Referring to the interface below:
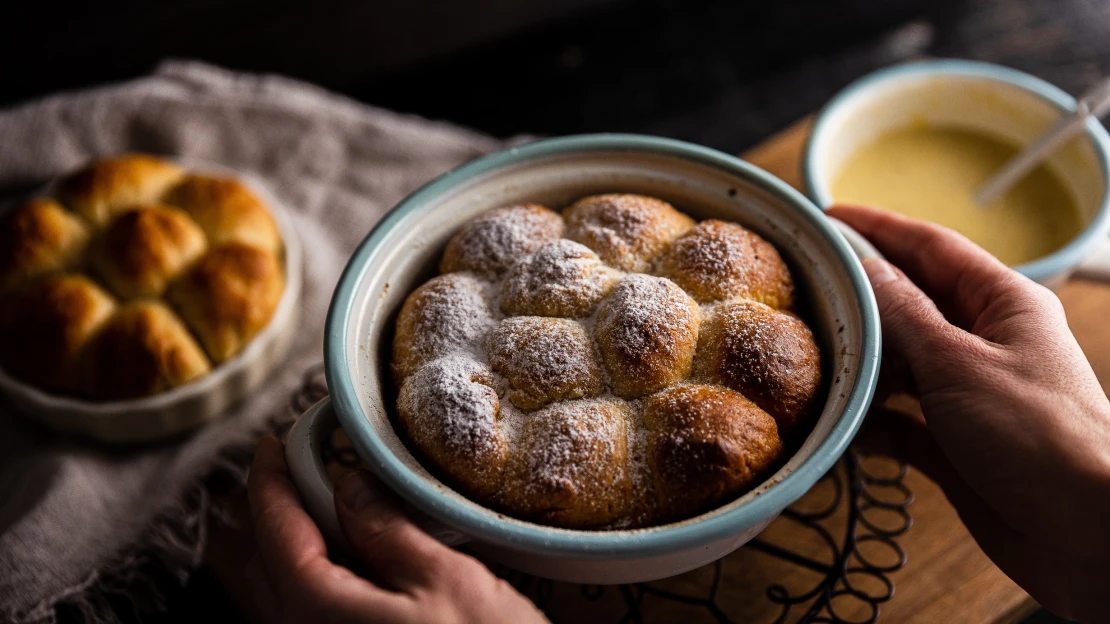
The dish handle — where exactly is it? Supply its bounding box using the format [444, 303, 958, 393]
[1074, 237, 1110, 282]
[827, 217, 883, 261]
[285, 397, 471, 549]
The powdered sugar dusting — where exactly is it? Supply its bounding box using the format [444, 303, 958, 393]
[441, 204, 564, 276]
[501, 239, 622, 318]
[498, 398, 635, 527]
[394, 272, 496, 380]
[594, 274, 701, 398]
[597, 275, 697, 358]
[401, 356, 500, 452]
[520, 399, 624, 490]
[486, 316, 604, 410]
[564, 194, 693, 272]
[497, 401, 527, 445]
[397, 355, 508, 497]
[572, 197, 654, 250]
[655, 220, 794, 307]
[670, 223, 749, 281]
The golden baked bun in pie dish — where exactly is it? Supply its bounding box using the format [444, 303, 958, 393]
[392, 194, 824, 529]
[57, 154, 185, 228]
[0, 154, 302, 443]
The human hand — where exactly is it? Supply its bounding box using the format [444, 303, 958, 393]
[246, 436, 549, 624]
[829, 206, 1110, 621]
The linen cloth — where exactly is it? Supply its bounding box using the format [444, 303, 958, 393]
[0, 60, 510, 623]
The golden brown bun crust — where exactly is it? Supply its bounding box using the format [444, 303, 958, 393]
[564, 194, 694, 272]
[0, 274, 115, 392]
[168, 243, 285, 363]
[654, 219, 794, 308]
[500, 239, 622, 318]
[440, 204, 564, 277]
[644, 384, 783, 521]
[392, 272, 495, 382]
[57, 154, 184, 228]
[0, 198, 90, 292]
[90, 204, 207, 300]
[486, 316, 604, 410]
[163, 175, 282, 255]
[595, 274, 701, 398]
[694, 300, 822, 437]
[80, 301, 211, 400]
[397, 356, 508, 499]
[500, 399, 633, 528]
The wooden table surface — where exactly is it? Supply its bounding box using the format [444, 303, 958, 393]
[743, 117, 1110, 623]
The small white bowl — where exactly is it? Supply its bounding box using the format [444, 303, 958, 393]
[804, 59, 1110, 288]
[0, 165, 303, 444]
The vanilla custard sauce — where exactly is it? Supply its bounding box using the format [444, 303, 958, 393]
[832, 127, 1083, 265]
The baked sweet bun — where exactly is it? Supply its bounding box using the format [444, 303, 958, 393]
[80, 302, 211, 400]
[654, 219, 795, 308]
[644, 385, 783, 521]
[595, 274, 701, 399]
[486, 316, 604, 410]
[392, 272, 496, 381]
[163, 175, 282, 255]
[0, 154, 286, 401]
[392, 193, 824, 529]
[57, 154, 185, 227]
[397, 355, 508, 499]
[694, 300, 822, 437]
[500, 399, 634, 528]
[90, 204, 208, 299]
[564, 194, 694, 272]
[168, 243, 285, 363]
[0, 198, 90, 292]
[440, 204, 564, 277]
[0, 274, 115, 393]
[500, 239, 622, 318]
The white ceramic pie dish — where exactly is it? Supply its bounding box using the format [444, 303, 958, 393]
[0, 162, 303, 444]
[285, 134, 882, 584]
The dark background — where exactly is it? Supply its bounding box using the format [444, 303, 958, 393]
[4, 0, 1109, 156]
[6, 0, 1100, 621]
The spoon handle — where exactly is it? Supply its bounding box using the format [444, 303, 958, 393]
[976, 77, 1110, 206]
[975, 112, 1088, 205]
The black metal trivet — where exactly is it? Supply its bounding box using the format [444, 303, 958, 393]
[292, 363, 913, 624]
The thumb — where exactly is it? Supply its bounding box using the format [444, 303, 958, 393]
[334, 470, 453, 590]
[862, 257, 963, 376]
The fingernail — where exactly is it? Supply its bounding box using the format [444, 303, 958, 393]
[862, 258, 898, 286]
[257, 435, 281, 453]
[337, 471, 380, 512]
